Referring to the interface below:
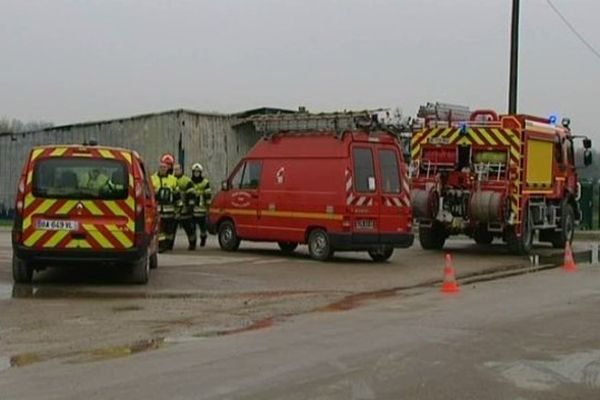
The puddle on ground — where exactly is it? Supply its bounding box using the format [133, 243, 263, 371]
[0, 357, 10, 373]
[318, 289, 398, 312]
[71, 338, 165, 364]
[0, 283, 13, 300]
[486, 349, 600, 391]
[164, 335, 207, 344]
[10, 353, 42, 368]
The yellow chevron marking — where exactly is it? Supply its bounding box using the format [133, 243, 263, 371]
[24, 193, 35, 208]
[478, 129, 497, 146]
[104, 201, 127, 217]
[65, 239, 78, 249]
[457, 136, 472, 146]
[424, 128, 441, 143]
[31, 148, 44, 161]
[120, 152, 132, 164]
[81, 201, 103, 216]
[106, 225, 133, 248]
[510, 147, 521, 161]
[50, 148, 67, 157]
[83, 225, 113, 248]
[447, 130, 461, 144]
[125, 197, 135, 212]
[27, 171, 33, 185]
[24, 200, 56, 230]
[467, 129, 485, 145]
[128, 175, 134, 188]
[410, 132, 425, 147]
[491, 129, 511, 146]
[56, 200, 78, 215]
[99, 149, 115, 159]
[507, 129, 521, 146]
[411, 146, 421, 159]
[79, 240, 92, 249]
[43, 231, 69, 248]
[23, 230, 45, 247]
[439, 128, 453, 138]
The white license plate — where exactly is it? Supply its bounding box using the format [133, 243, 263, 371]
[36, 219, 79, 231]
[355, 219, 375, 230]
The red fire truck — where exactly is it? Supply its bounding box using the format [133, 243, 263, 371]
[410, 108, 592, 254]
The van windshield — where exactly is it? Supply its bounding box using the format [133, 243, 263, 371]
[32, 157, 128, 200]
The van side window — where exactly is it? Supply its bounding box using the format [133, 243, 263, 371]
[353, 148, 376, 192]
[379, 150, 401, 194]
[240, 161, 262, 189]
[230, 163, 245, 189]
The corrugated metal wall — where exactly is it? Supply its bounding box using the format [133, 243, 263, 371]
[0, 110, 260, 211]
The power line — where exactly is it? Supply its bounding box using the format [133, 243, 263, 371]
[546, 0, 600, 62]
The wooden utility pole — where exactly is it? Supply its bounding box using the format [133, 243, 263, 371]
[508, 0, 520, 114]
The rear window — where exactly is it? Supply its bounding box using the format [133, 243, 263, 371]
[353, 148, 376, 192]
[379, 149, 401, 194]
[32, 157, 129, 200]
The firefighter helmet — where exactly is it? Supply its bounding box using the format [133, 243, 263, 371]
[160, 153, 175, 166]
[192, 163, 203, 172]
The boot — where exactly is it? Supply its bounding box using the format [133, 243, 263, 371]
[188, 241, 196, 251]
[200, 235, 207, 247]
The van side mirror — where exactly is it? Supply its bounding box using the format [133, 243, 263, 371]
[584, 149, 593, 166]
[583, 138, 592, 149]
[221, 180, 229, 191]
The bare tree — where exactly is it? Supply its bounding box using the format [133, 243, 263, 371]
[0, 117, 53, 133]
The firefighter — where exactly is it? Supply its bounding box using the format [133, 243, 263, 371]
[80, 168, 108, 195]
[161, 153, 175, 176]
[172, 164, 196, 250]
[189, 163, 211, 248]
[152, 160, 178, 252]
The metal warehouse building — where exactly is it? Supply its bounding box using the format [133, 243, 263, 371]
[0, 108, 294, 214]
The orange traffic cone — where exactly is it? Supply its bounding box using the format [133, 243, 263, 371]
[441, 253, 460, 293]
[562, 242, 577, 272]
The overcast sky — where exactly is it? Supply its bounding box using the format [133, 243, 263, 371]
[1, 0, 599, 140]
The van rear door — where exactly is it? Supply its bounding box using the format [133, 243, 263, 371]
[350, 146, 380, 241]
[376, 147, 412, 238]
[22, 154, 135, 251]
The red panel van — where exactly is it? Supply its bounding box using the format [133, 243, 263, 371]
[208, 130, 414, 261]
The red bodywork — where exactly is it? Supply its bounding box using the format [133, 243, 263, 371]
[209, 130, 414, 253]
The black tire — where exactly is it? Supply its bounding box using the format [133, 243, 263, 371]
[129, 252, 149, 284]
[368, 247, 394, 262]
[12, 255, 33, 284]
[473, 224, 494, 245]
[149, 252, 158, 270]
[278, 242, 298, 254]
[508, 210, 533, 255]
[218, 220, 240, 251]
[419, 222, 446, 250]
[307, 229, 333, 261]
[551, 203, 575, 249]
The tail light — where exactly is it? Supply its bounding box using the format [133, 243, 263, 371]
[15, 175, 26, 215]
[13, 175, 26, 244]
[134, 181, 146, 247]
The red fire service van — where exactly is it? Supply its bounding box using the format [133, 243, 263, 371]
[208, 113, 414, 261]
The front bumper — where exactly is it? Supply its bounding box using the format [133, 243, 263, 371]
[329, 233, 414, 251]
